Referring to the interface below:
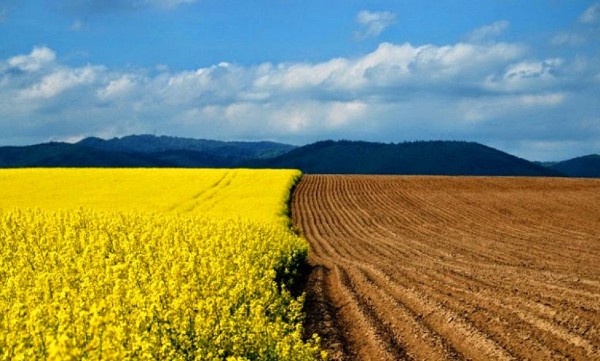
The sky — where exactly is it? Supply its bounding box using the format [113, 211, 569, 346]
[0, 1, 599, 161]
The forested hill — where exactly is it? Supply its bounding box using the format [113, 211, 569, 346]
[0, 143, 159, 167]
[2, 136, 597, 177]
[78, 134, 295, 160]
[246, 140, 565, 176]
[0, 135, 295, 168]
[547, 154, 600, 178]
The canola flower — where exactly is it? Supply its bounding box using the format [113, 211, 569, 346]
[0, 169, 324, 360]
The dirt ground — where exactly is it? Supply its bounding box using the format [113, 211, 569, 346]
[292, 175, 600, 360]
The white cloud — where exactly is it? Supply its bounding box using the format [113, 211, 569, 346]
[579, 2, 600, 23]
[1, 41, 598, 160]
[458, 92, 565, 125]
[153, 62, 245, 105]
[262, 58, 351, 90]
[8, 47, 56, 72]
[253, 42, 524, 96]
[19, 66, 99, 99]
[355, 10, 397, 38]
[504, 60, 557, 79]
[468, 20, 510, 42]
[326, 101, 368, 128]
[411, 42, 523, 80]
[97, 75, 137, 101]
[484, 58, 564, 92]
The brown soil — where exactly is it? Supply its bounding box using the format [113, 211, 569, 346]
[292, 175, 600, 361]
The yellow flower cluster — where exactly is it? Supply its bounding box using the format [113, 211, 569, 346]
[0, 169, 323, 360]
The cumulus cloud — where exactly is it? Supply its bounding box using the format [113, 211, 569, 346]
[579, 2, 600, 23]
[467, 20, 509, 42]
[19, 67, 98, 99]
[8, 47, 56, 72]
[484, 58, 564, 92]
[355, 10, 397, 39]
[254, 42, 524, 96]
[1, 39, 598, 160]
[97, 75, 137, 101]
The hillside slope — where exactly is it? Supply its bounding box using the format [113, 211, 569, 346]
[0, 143, 160, 167]
[0, 135, 296, 168]
[249, 140, 564, 176]
[78, 134, 295, 160]
[549, 154, 600, 178]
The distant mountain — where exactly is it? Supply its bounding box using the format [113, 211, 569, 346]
[0, 135, 296, 168]
[548, 154, 600, 178]
[0, 142, 160, 167]
[2, 137, 596, 177]
[78, 134, 295, 160]
[144, 150, 237, 168]
[246, 140, 565, 176]
[533, 161, 558, 168]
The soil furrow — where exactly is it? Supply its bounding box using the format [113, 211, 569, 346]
[293, 175, 600, 361]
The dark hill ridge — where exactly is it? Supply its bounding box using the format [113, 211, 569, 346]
[0, 136, 596, 177]
[78, 134, 295, 160]
[0, 142, 159, 167]
[246, 140, 564, 176]
[548, 154, 600, 178]
[0, 135, 294, 168]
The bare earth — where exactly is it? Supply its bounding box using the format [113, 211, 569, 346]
[291, 175, 600, 360]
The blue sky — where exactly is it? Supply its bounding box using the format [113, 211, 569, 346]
[1, 0, 599, 160]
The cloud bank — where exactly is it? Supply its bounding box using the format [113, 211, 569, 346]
[1, 24, 599, 160]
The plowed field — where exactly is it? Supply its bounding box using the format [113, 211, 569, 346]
[292, 175, 600, 360]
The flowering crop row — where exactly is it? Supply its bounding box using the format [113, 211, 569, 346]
[0, 169, 323, 360]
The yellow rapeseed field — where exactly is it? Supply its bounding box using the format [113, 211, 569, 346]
[0, 168, 297, 224]
[0, 169, 323, 360]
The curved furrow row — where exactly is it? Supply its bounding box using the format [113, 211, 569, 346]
[424, 264, 600, 329]
[333, 265, 411, 361]
[383, 262, 595, 359]
[350, 176, 596, 288]
[384, 186, 596, 273]
[377, 264, 555, 359]
[292, 179, 334, 259]
[345, 264, 465, 360]
[304, 178, 350, 257]
[293, 175, 600, 361]
[318, 181, 396, 266]
[354, 263, 519, 361]
[362, 187, 534, 266]
[301, 264, 349, 361]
